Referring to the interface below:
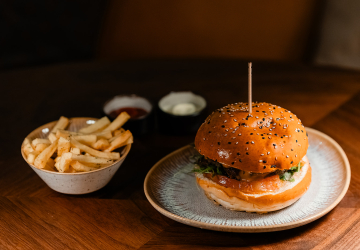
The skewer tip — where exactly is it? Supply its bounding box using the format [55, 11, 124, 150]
[248, 62, 252, 114]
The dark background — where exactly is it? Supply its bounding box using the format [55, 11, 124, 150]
[0, 0, 107, 69]
[1, 0, 328, 70]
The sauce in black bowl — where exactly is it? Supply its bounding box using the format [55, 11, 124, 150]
[109, 107, 148, 120]
[103, 95, 154, 136]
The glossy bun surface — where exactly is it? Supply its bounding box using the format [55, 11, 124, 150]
[195, 102, 308, 173]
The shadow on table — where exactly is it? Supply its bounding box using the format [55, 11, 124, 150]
[140, 211, 331, 249]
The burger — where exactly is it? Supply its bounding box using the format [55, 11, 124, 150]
[193, 102, 311, 213]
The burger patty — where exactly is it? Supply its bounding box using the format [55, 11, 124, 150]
[194, 155, 302, 182]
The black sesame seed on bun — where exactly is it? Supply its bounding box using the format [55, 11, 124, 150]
[194, 102, 309, 173]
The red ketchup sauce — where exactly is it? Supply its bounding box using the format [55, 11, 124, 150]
[110, 107, 148, 120]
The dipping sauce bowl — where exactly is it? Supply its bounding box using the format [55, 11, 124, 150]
[157, 91, 207, 135]
[103, 95, 154, 136]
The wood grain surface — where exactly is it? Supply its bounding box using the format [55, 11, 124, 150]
[1, 60, 360, 249]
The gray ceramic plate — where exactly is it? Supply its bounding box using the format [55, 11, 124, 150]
[144, 127, 351, 233]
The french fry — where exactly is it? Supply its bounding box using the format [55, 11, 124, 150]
[43, 164, 55, 171]
[56, 129, 76, 138]
[79, 117, 110, 134]
[113, 128, 125, 137]
[43, 158, 56, 171]
[34, 139, 58, 169]
[93, 130, 113, 140]
[56, 130, 95, 145]
[91, 139, 110, 150]
[105, 130, 132, 152]
[102, 112, 130, 132]
[56, 129, 112, 140]
[57, 152, 72, 172]
[70, 138, 120, 160]
[118, 136, 133, 148]
[73, 135, 96, 145]
[50, 116, 69, 134]
[67, 166, 77, 173]
[80, 162, 102, 168]
[32, 138, 51, 147]
[54, 156, 61, 162]
[47, 158, 55, 167]
[48, 133, 57, 143]
[71, 154, 113, 165]
[109, 128, 126, 143]
[110, 136, 133, 151]
[70, 161, 101, 172]
[85, 152, 91, 156]
[70, 147, 81, 154]
[54, 161, 60, 170]
[22, 138, 34, 156]
[58, 137, 71, 156]
[35, 143, 49, 153]
[27, 151, 40, 164]
[54, 160, 75, 173]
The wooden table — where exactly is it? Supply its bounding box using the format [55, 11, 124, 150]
[1, 60, 360, 249]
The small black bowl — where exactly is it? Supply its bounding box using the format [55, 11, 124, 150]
[103, 95, 154, 136]
[157, 91, 207, 135]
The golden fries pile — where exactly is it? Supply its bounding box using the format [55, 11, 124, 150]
[22, 112, 132, 173]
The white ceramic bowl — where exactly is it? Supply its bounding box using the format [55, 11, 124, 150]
[21, 117, 131, 195]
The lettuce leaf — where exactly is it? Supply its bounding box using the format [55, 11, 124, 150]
[279, 162, 302, 182]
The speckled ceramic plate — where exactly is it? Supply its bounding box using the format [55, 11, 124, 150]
[144, 127, 350, 233]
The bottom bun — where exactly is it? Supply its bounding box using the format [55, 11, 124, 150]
[196, 156, 312, 213]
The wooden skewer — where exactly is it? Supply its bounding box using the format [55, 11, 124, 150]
[248, 62, 252, 114]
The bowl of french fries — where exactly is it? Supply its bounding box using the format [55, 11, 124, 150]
[21, 113, 133, 194]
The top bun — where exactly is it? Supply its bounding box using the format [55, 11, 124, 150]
[194, 102, 308, 173]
